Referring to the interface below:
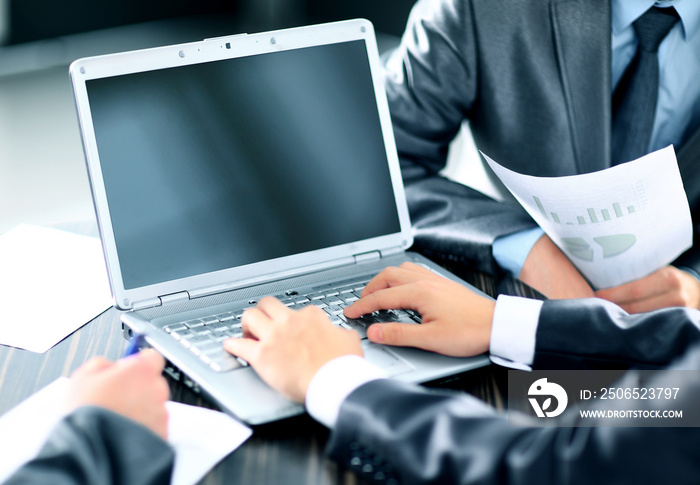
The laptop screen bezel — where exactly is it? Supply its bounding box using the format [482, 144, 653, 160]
[70, 19, 413, 310]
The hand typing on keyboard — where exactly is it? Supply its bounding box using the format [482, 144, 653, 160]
[224, 262, 497, 404]
[344, 262, 495, 357]
[224, 298, 363, 402]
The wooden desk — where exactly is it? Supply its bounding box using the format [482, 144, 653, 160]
[0, 260, 517, 484]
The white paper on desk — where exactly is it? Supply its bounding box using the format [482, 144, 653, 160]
[0, 224, 112, 353]
[0, 377, 252, 484]
[167, 401, 252, 485]
[483, 146, 693, 289]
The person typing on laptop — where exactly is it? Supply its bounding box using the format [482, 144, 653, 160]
[7, 262, 699, 485]
[224, 262, 700, 484]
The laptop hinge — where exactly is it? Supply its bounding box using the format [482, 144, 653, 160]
[354, 250, 381, 264]
[158, 291, 191, 306]
[381, 245, 407, 257]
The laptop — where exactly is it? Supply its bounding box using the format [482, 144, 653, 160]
[69, 19, 490, 424]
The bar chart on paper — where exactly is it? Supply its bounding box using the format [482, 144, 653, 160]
[482, 145, 692, 289]
[533, 196, 638, 225]
[531, 194, 642, 262]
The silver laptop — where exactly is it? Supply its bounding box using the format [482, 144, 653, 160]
[69, 19, 489, 424]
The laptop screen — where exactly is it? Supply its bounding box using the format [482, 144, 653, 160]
[86, 40, 401, 290]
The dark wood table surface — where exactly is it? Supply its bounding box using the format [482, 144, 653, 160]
[0, 242, 517, 485]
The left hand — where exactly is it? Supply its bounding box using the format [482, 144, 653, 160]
[519, 234, 595, 299]
[595, 266, 700, 314]
[65, 350, 170, 440]
[223, 297, 363, 403]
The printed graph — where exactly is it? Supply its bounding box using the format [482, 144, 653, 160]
[560, 235, 637, 262]
[534, 196, 637, 225]
[530, 195, 642, 261]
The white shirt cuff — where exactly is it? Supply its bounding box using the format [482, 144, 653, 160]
[305, 355, 387, 429]
[489, 295, 543, 370]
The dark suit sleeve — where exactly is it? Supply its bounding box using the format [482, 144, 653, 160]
[328, 350, 700, 485]
[673, 126, 700, 275]
[3, 406, 174, 485]
[533, 298, 700, 370]
[384, 0, 536, 275]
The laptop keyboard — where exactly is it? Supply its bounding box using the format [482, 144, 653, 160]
[162, 279, 422, 373]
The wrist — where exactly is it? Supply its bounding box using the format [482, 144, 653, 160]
[305, 355, 386, 429]
[489, 295, 542, 369]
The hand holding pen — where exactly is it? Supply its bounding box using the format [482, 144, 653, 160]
[65, 343, 170, 440]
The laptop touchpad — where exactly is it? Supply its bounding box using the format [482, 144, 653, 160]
[361, 341, 413, 377]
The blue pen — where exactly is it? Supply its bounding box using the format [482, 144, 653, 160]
[123, 333, 145, 358]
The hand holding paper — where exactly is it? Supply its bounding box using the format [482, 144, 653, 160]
[595, 266, 700, 313]
[0, 376, 251, 485]
[483, 146, 693, 290]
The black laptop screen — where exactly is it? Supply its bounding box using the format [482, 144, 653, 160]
[86, 40, 401, 289]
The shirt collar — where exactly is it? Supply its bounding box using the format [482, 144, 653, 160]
[612, 0, 700, 40]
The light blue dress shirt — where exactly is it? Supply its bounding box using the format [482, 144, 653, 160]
[493, 0, 700, 278]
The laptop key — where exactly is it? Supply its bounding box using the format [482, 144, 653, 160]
[374, 309, 400, 322]
[324, 296, 343, 306]
[226, 328, 243, 339]
[181, 334, 213, 347]
[340, 294, 359, 304]
[190, 327, 212, 337]
[325, 305, 344, 315]
[328, 314, 345, 326]
[185, 319, 205, 328]
[164, 324, 188, 334]
[212, 333, 231, 343]
[208, 322, 230, 332]
[343, 319, 368, 339]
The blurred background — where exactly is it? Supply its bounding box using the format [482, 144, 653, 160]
[0, 0, 417, 234]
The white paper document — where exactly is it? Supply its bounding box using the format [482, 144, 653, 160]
[0, 377, 252, 484]
[483, 146, 693, 289]
[0, 224, 112, 352]
[167, 401, 252, 485]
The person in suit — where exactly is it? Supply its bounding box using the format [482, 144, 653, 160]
[387, 0, 700, 313]
[225, 262, 700, 484]
[3, 350, 173, 485]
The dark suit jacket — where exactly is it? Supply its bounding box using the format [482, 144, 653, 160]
[386, 0, 700, 277]
[4, 406, 173, 485]
[327, 300, 700, 484]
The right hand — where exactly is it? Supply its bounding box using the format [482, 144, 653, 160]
[519, 234, 595, 299]
[65, 350, 170, 440]
[344, 262, 496, 357]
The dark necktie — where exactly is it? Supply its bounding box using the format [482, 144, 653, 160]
[611, 6, 680, 165]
